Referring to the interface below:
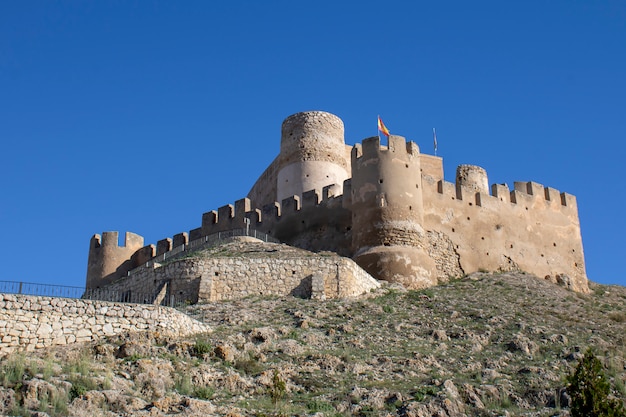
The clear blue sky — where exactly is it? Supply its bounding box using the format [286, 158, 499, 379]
[1, 1, 625, 288]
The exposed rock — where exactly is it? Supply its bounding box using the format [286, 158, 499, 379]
[214, 344, 235, 362]
[507, 334, 539, 356]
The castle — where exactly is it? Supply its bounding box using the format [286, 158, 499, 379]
[86, 111, 589, 299]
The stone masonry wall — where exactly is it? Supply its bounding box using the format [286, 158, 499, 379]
[0, 294, 209, 357]
[203, 256, 380, 301]
[102, 241, 381, 303]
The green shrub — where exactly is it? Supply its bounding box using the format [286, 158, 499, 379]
[69, 375, 99, 400]
[193, 385, 214, 400]
[306, 398, 335, 412]
[175, 374, 193, 396]
[64, 350, 92, 375]
[413, 385, 438, 401]
[235, 357, 264, 376]
[193, 339, 212, 356]
[567, 348, 626, 417]
[1, 354, 27, 386]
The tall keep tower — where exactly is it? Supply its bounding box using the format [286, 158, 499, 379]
[276, 111, 350, 202]
[351, 136, 437, 289]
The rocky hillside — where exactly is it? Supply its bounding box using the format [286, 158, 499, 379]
[1, 272, 625, 416]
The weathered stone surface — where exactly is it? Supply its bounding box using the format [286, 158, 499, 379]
[0, 294, 210, 356]
[98, 241, 381, 304]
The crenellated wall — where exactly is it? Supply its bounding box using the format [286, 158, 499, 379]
[420, 174, 587, 292]
[86, 110, 589, 297]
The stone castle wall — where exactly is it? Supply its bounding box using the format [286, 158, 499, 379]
[102, 241, 381, 303]
[422, 177, 588, 292]
[0, 294, 209, 356]
[85, 110, 589, 295]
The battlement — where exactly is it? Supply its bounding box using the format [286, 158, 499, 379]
[203, 182, 350, 237]
[432, 177, 578, 213]
[352, 135, 420, 161]
[90, 231, 144, 249]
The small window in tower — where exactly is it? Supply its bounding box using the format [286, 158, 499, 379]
[379, 179, 383, 184]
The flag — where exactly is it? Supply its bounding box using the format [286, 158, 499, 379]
[378, 116, 390, 137]
[433, 128, 438, 153]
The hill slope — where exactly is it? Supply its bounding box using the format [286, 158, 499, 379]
[1, 272, 625, 416]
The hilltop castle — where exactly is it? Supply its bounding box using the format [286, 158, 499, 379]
[86, 111, 589, 300]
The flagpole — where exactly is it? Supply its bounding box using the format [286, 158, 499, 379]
[377, 115, 380, 140]
[433, 128, 438, 156]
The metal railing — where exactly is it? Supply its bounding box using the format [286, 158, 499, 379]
[0, 280, 187, 306]
[128, 228, 279, 275]
[0, 280, 86, 299]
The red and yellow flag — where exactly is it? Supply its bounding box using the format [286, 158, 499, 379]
[378, 116, 390, 137]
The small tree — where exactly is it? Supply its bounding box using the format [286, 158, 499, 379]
[567, 348, 625, 417]
[268, 369, 286, 406]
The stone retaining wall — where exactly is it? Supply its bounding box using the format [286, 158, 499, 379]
[0, 294, 209, 356]
[102, 245, 381, 304]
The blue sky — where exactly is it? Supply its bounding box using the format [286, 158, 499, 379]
[1, 1, 625, 288]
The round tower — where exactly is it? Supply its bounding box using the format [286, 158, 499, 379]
[351, 135, 437, 289]
[86, 231, 144, 289]
[276, 111, 350, 202]
[456, 164, 489, 194]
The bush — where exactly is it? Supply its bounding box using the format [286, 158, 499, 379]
[193, 339, 212, 356]
[1, 354, 27, 386]
[567, 348, 626, 417]
[193, 385, 214, 400]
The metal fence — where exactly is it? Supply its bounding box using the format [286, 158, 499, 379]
[0, 280, 86, 299]
[0, 280, 187, 306]
[128, 228, 279, 275]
